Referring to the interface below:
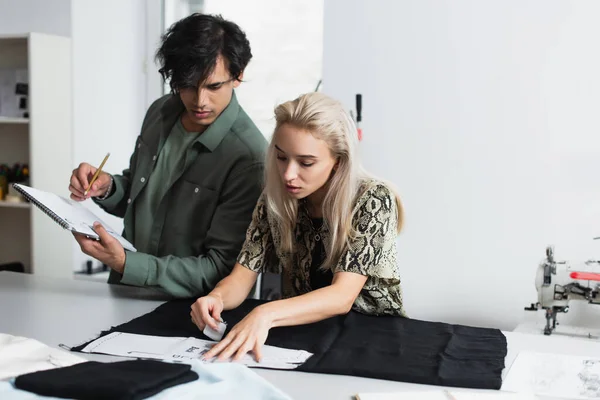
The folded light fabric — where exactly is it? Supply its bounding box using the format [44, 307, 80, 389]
[0, 361, 292, 400]
[14, 360, 198, 400]
[0, 334, 86, 381]
[149, 361, 293, 400]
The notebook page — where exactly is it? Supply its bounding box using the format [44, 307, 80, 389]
[14, 184, 136, 252]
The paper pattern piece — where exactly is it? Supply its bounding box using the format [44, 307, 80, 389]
[502, 351, 600, 399]
[80, 332, 312, 370]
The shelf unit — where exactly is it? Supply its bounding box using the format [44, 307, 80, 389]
[0, 201, 30, 209]
[0, 117, 29, 124]
[0, 33, 73, 278]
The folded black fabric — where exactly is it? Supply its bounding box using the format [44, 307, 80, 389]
[72, 299, 507, 390]
[14, 360, 198, 400]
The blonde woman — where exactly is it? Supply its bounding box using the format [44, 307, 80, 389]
[191, 92, 405, 362]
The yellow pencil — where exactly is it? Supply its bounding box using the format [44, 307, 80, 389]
[84, 152, 110, 196]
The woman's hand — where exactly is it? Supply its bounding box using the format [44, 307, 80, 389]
[190, 295, 224, 331]
[203, 307, 272, 362]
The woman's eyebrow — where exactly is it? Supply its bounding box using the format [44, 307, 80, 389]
[275, 145, 316, 159]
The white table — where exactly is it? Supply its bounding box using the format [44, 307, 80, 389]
[2, 271, 600, 400]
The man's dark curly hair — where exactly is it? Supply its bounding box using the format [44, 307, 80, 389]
[156, 14, 252, 93]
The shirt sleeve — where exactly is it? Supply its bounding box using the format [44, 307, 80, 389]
[93, 96, 165, 218]
[334, 183, 400, 280]
[237, 192, 279, 274]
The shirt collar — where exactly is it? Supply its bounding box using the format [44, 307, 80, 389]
[160, 91, 241, 152]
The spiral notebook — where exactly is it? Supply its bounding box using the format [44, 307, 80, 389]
[13, 183, 136, 252]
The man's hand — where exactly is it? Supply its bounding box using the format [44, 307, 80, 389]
[69, 162, 112, 201]
[74, 223, 126, 273]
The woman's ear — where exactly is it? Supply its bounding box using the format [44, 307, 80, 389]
[333, 159, 340, 171]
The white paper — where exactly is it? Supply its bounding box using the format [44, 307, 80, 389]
[357, 392, 449, 400]
[356, 391, 538, 400]
[356, 392, 449, 400]
[13, 184, 136, 252]
[448, 392, 539, 400]
[502, 351, 600, 399]
[80, 332, 312, 370]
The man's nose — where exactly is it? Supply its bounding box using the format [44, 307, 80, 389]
[194, 87, 209, 107]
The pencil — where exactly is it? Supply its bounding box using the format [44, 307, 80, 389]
[84, 152, 110, 196]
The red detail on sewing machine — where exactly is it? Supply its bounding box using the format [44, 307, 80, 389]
[570, 271, 600, 281]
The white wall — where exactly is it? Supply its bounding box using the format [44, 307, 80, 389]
[203, 0, 323, 138]
[324, 0, 600, 330]
[71, 0, 148, 271]
[0, 0, 71, 36]
[0, 0, 73, 275]
[0, 1, 156, 273]
[144, 1, 165, 109]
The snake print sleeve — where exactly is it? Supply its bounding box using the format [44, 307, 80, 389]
[236, 193, 276, 273]
[334, 182, 400, 280]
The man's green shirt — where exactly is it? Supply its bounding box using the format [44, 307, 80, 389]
[95, 92, 267, 297]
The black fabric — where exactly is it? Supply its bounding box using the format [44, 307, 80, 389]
[72, 299, 507, 390]
[309, 218, 333, 290]
[14, 360, 198, 400]
[0, 262, 25, 273]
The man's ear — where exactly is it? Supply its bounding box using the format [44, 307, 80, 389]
[233, 71, 244, 88]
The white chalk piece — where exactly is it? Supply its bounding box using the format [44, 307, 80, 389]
[203, 320, 227, 341]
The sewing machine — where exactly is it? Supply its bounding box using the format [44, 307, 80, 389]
[525, 245, 600, 335]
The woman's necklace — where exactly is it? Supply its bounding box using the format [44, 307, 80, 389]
[304, 202, 324, 241]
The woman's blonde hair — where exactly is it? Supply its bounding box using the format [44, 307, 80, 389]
[264, 92, 403, 269]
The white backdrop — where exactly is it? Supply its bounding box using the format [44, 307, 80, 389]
[323, 0, 600, 330]
[71, 0, 147, 272]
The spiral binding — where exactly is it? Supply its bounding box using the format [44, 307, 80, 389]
[12, 184, 70, 230]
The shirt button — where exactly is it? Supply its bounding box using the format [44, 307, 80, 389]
[194, 188, 199, 193]
[137, 143, 141, 149]
[127, 198, 132, 204]
[152, 155, 157, 161]
[140, 177, 146, 183]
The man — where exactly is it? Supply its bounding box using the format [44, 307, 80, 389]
[68, 14, 267, 298]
